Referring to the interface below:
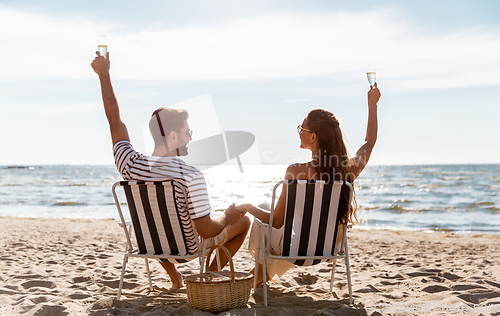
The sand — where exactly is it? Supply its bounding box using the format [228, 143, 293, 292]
[1, 216, 499, 316]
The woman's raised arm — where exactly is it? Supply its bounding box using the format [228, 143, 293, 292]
[350, 83, 381, 177]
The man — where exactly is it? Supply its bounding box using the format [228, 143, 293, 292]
[91, 51, 250, 289]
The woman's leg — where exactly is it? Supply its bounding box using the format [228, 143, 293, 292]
[250, 263, 271, 287]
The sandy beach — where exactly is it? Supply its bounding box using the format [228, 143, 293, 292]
[1, 216, 499, 316]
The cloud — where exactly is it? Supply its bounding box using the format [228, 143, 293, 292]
[0, 5, 499, 89]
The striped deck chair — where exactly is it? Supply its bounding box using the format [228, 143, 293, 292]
[112, 180, 209, 300]
[254, 179, 354, 305]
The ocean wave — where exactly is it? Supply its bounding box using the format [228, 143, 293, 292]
[386, 205, 418, 212]
[356, 185, 370, 190]
[394, 199, 412, 203]
[401, 183, 416, 187]
[106, 202, 127, 205]
[487, 207, 500, 214]
[382, 205, 496, 213]
[53, 201, 86, 206]
[473, 201, 495, 206]
[385, 205, 451, 213]
[359, 205, 381, 211]
[441, 176, 469, 181]
[427, 225, 455, 232]
[27, 180, 112, 187]
[434, 170, 488, 176]
[418, 184, 443, 189]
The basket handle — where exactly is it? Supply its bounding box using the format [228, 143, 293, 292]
[205, 245, 235, 282]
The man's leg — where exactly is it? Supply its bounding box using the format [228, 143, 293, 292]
[208, 215, 251, 271]
[159, 261, 183, 289]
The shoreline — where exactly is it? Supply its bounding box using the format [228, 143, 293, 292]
[1, 216, 500, 315]
[2, 215, 500, 235]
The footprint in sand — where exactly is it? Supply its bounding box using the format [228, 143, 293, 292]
[355, 284, 381, 293]
[293, 272, 318, 285]
[458, 291, 500, 304]
[484, 280, 500, 290]
[379, 273, 405, 280]
[98, 279, 140, 289]
[421, 285, 449, 293]
[380, 280, 399, 286]
[0, 288, 19, 295]
[68, 293, 92, 300]
[14, 274, 44, 280]
[30, 296, 49, 304]
[441, 271, 461, 281]
[451, 284, 485, 291]
[30, 304, 69, 316]
[407, 272, 436, 277]
[82, 254, 96, 261]
[390, 257, 411, 265]
[72, 276, 92, 283]
[10, 242, 26, 248]
[21, 280, 57, 289]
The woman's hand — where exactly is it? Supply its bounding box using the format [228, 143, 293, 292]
[236, 203, 271, 224]
[368, 82, 381, 107]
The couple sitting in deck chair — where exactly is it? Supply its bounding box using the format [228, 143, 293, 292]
[91, 52, 380, 301]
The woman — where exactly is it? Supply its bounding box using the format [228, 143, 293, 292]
[237, 83, 381, 284]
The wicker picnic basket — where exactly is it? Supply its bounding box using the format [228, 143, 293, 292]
[185, 245, 253, 312]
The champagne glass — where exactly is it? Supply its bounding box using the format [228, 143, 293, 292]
[366, 64, 376, 86]
[97, 35, 108, 56]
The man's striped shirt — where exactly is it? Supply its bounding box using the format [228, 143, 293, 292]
[113, 140, 212, 219]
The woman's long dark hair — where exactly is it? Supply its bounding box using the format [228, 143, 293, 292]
[305, 109, 357, 224]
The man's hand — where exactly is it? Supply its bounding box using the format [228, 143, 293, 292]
[224, 204, 242, 226]
[91, 51, 110, 77]
[193, 204, 244, 239]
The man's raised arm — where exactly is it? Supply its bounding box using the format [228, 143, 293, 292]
[91, 52, 130, 145]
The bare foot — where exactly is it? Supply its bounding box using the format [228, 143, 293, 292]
[169, 283, 184, 290]
[159, 261, 184, 289]
[169, 269, 184, 289]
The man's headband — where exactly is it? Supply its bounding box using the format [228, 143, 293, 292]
[153, 109, 180, 156]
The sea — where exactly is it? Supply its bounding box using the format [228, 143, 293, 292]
[1, 164, 499, 234]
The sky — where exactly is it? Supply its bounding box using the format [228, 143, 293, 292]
[0, 0, 499, 166]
